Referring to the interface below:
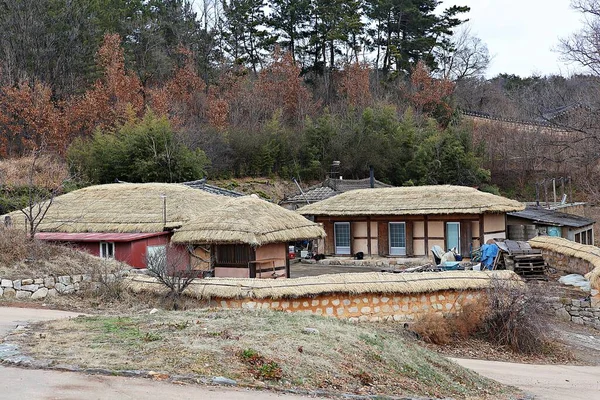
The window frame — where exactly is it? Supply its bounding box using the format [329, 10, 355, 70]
[389, 222, 407, 256]
[445, 222, 461, 252]
[99, 241, 115, 259]
[334, 222, 351, 255]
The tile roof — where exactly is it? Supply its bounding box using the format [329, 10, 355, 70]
[183, 179, 244, 198]
[283, 177, 391, 206]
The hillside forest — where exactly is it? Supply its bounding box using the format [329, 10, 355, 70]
[2, 0, 600, 210]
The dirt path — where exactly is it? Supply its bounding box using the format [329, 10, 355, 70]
[452, 358, 600, 400]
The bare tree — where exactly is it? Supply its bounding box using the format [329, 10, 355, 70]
[559, 0, 600, 75]
[146, 244, 197, 301]
[17, 148, 72, 239]
[436, 26, 491, 82]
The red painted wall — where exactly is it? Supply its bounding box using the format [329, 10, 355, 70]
[56, 233, 173, 269]
[126, 235, 170, 268]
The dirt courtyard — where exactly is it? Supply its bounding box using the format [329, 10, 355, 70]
[290, 261, 381, 278]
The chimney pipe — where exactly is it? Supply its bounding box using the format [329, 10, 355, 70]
[369, 166, 375, 188]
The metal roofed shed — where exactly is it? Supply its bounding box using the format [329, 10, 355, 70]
[507, 205, 595, 245]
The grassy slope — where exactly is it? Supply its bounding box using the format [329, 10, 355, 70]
[0, 229, 125, 280]
[209, 177, 312, 203]
[9, 309, 516, 399]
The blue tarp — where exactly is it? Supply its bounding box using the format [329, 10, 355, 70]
[480, 243, 499, 270]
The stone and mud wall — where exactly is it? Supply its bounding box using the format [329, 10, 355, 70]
[206, 289, 483, 323]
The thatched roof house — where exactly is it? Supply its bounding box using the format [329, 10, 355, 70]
[173, 196, 325, 279]
[297, 185, 524, 259]
[298, 185, 523, 216]
[173, 195, 325, 246]
[2, 183, 223, 268]
[4, 182, 223, 233]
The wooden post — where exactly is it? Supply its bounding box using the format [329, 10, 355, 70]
[366, 216, 372, 257]
[479, 214, 485, 246]
[424, 216, 429, 257]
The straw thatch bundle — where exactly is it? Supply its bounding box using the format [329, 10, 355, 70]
[529, 236, 600, 291]
[127, 270, 523, 300]
[297, 185, 524, 216]
[172, 195, 325, 246]
[2, 183, 223, 233]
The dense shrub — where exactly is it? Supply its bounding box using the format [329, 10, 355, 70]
[68, 111, 208, 184]
[413, 280, 549, 354]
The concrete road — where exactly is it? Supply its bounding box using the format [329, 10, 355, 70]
[0, 307, 84, 338]
[0, 366, 315, 400]
[0, 306, 318, 400]
[452, 358, 600, 400]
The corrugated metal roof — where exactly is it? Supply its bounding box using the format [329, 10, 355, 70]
[508, 206, 595, 228]
[36, 232, 168, 242]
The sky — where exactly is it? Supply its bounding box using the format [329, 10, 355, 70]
[440, 0, 584, 77]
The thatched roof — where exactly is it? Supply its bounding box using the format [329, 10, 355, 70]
[127, 270, 523, 300]
[172, 195, 325, 246]
[297, 185, 524, 216]
[529, 236, 600, 291]
[2, 183, 223, 233]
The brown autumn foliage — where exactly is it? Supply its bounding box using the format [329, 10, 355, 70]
[149, 46, 207, 128]
[254, 49, 313, 125]
[407, 61, 454, 121]
[338, 62, 372, 109]
[0, 80, 66, 156]
[0, 34, 145, 158]
[66, 33, 144, 137]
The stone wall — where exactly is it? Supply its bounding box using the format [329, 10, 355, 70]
[551, 297, 600, 330]
[208, 289, 483, 323]
[539, 249, 595, 276]
[0, 273, 121, 300]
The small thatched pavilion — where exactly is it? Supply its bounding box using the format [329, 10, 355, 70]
[2, 183, 223, 268]
[172, 195, 326, 279]
[298, 185, 524, 259]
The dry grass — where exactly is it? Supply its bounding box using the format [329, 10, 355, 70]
[413, 279, 552, 355]
[0, 155, 69, 189]
[0, 228, 124, 280]
[529, 235, 600, 291]
[297, 185, 524, 216]
[172, 195, 325, 246]
[7, 309, 517, 399]
[413, 302, 488, 346]
[128, 270, 524, 300]
[2, 182, 224, 234]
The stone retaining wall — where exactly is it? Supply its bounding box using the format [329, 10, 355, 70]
[538, 249, 595, 276]
[0, 273, 122, 300]
[550, 297, 600, 330]
[207, 289, 483, 323]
